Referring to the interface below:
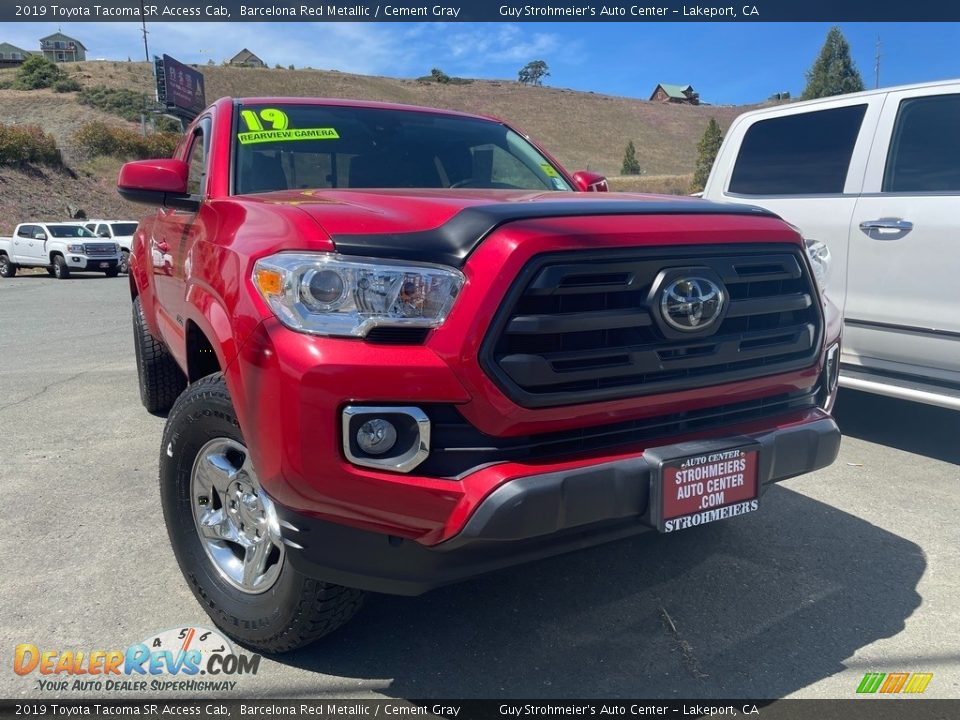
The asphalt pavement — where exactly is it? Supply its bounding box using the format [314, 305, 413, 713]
[0, 274, 957, 700]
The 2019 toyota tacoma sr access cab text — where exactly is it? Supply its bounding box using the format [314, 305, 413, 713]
[118, 98, 842, 653]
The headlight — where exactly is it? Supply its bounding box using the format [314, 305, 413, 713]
[67, 244, 84, 253]
[804, 238, 831, 291]
[252, 253, 465, 337]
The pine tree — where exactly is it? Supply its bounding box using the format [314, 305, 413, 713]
[621, 140, 641, 175]
[802, 26, 865, 100]
[691, 118, 723, 192]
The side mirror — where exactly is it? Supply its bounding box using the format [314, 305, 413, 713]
[33, 232, 46, 240]
[572, 171, 609, 193]
[117, 159, 198, 211]
[97, 229, 111, 238]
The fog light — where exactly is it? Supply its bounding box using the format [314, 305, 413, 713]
[356, 419, 397, 455]
[342, 406, 431, 473]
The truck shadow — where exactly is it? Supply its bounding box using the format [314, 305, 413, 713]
[833, 388, 960, 465]
[273, 487, 923, 698]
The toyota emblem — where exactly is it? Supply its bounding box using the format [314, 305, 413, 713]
[660, 277, 725, 332]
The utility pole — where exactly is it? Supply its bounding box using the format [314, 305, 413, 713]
[875, 36, 881, 89]
[140, 0, 150, 62]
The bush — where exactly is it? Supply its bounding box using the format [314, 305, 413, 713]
[154, 115, 181, 133]
[621, 140, 641, 175]
[52, 77, 82, 93]
[77, 85, 154, 122]
[14, 55, 64, 90]
[73, 121, 178, 160]
[0, 123, 61, 165]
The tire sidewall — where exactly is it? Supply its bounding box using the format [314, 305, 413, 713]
[0, 257, 11, 277]
[53, 257, 66, 279]
[160, 379, 310, 647]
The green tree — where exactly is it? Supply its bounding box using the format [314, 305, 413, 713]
[802, 26, 865, 99]
[14, 55, 64, 90]
[691, 118, 723, 192]
[430, 67, 451, 84]
[518, 60, 550, 86]
[621, 140, 641, 175]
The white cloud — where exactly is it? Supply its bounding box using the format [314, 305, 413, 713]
[0, 21, 565, 79]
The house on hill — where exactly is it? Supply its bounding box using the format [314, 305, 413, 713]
[229, 49, 266, 68]
[0, 42, 32, 67]
[650, 83, 700, 105]
[39, 32, 86, 62]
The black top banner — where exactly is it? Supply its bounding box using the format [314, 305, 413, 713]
[2, 0, 960, 22]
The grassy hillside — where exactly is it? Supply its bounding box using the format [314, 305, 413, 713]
[0, 61, 751, 231]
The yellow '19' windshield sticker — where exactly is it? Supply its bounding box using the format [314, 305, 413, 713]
[238, 106, 338, 144]
[238, 127, 340, 144]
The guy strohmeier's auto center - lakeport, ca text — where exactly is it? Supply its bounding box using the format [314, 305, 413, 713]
[23, 4, 758, 19]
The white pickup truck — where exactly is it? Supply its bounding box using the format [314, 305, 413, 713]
[0, 222, 122, 279]
[79, 219, 138, 274]
[703, 78, 960, 410]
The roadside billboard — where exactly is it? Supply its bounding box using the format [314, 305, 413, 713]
[155, 54, 206, 119]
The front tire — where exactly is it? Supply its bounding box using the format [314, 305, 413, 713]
[105, 268, 120, 278]
[132, 296, 186, 414]
[0, 254, 16, 278]
[52, 255, 70, 280]
[160, 374, 364, 653]
[119, 250, 130, 274]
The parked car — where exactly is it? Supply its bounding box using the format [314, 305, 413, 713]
[119, 97, 841, 652]
[0, 222, 122, 279]
[703, 79, 960, 410]
[81, 220, 138, 274]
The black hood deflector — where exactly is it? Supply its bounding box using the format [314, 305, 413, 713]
[330, 200, 777, 268]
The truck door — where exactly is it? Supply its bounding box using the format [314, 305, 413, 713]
[705, 98, 883, 321]
[14, 225, 46, 263]
[152, 118, 210, 357]
[847, 86, 960, 383]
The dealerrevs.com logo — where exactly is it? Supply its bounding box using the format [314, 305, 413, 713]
[14, 627, 260, 692]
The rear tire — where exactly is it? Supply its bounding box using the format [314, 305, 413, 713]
[52, 255, 70, 280]
[160, 374, 365, 653]
[0, 254, 16, 278]
[133, 296, 186, 414]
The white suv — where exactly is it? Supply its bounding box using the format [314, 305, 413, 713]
[703, 79, 960, 410]
[82, 220, 138, 274]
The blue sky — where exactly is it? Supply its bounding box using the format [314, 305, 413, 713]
[4, 22, 958, 104]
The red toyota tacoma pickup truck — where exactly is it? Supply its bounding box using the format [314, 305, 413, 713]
[118, 97, 841, 652]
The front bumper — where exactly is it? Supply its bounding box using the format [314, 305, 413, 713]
[274, 412, 839, 595]
[68, 255, 119, 270]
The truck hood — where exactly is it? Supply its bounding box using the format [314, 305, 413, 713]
[239, 188, 774, 267]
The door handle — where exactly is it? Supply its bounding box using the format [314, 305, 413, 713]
[859, 218, 913, 233]
[156, 241, 171, 253]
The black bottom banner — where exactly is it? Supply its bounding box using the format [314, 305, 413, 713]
[0, 700, 956, 720]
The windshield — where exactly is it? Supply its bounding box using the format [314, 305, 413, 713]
[111, 223, 138, 236]
[47, 225, 96, 238]
[233, 104, 573, 195]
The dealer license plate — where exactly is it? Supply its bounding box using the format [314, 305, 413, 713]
[650, 445, 760, 533]
[99, 262, 109, 268]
